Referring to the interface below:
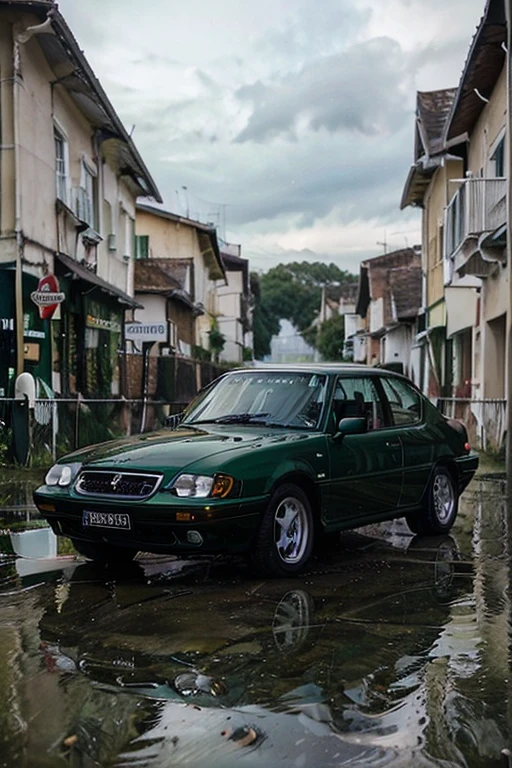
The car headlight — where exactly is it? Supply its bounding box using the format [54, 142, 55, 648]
[171, 473, 235, 499]
[45, 462, 81, 487]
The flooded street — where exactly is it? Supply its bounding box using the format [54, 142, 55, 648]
[0, 472, 510, 767]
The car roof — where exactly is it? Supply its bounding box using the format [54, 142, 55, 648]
[232, 363, 406, 379]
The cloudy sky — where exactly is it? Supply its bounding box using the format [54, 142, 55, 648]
[59, 0, 485, 274]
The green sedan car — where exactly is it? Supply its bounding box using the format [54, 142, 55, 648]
[34, 365, 478, 576]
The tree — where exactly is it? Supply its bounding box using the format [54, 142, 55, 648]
[315, 315, 347, 361]
[251, 261, 358, 358]
[250, 272, 280, 359]
[208, 320, 226, 363]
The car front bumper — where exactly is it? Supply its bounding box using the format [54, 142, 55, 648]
[33, 491, 268, 555]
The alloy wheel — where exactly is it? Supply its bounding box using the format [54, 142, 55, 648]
[432, 473, 455, 523]
[274, 496, 309, 564]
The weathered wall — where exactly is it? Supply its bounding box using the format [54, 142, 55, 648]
[424, 158, 463, 311]
[384, 325, 411, 371]
[468, 64, 506, 175]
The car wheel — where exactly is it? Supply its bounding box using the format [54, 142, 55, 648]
[71, 538, 137, 565]
[407, 466, 458, 536]
[251, 483, 314, 577]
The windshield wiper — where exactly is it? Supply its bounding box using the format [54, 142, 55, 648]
[259, 421, 313, 429]
[191, 412, 271, 425]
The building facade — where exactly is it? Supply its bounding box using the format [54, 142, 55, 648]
[401, 0, 507, 448]
[0, 0, 161, 400]
[134, 203, 226, 359]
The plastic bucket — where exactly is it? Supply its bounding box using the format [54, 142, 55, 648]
[9, 527, 58, 559]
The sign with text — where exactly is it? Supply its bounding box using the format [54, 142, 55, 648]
[125, 322, 168, 343]
[86, 315, 122, 333]
[30, 275, 65, 320]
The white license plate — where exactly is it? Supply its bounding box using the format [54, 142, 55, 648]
[83, 510, 131, 530]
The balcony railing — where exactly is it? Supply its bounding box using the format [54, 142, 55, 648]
[444, 177, 506, 259]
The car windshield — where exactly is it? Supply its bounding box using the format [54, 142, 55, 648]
[183, 372, 327, 429]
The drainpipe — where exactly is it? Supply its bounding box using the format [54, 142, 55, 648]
[13, 38, 23, 376]
[505, 0, 512, 755]
[506, 0, 512, 486]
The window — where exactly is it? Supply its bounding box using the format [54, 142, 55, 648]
[491, 138, 505, 177]
[135, 234, 149, 260]
[332, 376, 385, 430]
[54, 128, 68, 204]
[77, 161, 96, 228]
[380, 377, 422, 426]
[118, 211, 135, 259]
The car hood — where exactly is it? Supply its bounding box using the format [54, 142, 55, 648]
[60, 425, 313, 473]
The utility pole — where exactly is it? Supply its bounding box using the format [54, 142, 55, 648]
[376, 233, 388, 254]
[182, 186, 189, 218]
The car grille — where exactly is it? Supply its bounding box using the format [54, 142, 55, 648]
[75, 471, 163, 499]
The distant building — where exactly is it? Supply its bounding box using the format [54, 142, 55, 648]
[217, 242, 253, 364]
[355, 248, 422, 377]
[135, 203, 226, 354]
[315, 282, 364, 362]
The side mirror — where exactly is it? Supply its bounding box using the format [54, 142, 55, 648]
[335, 417, 367, 438]
[165, 412, 184, 430]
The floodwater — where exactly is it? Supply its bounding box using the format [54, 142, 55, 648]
[0, 473, 510, 767]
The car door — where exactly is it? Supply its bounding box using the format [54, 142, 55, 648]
[378, 376, 434, 508]
[324, 375, 403, 526]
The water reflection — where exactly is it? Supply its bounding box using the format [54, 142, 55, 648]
[0, 479, 509, 767]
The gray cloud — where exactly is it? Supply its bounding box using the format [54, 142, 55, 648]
[56, 0, 485, 270]
[235, 37, 412, 143]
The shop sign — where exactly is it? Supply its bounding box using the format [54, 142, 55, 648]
[30, 275, 65, 320]
[86, 314, 122, 333]
[125, 322, 168, 342]
[24, 329, 45, 339]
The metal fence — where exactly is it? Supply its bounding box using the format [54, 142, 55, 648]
[445, 177, 507, 258]
[437, 397, 506, 452]
[1, 393, 507, 466]
[0, 357, 228, 466]
[0, 397, 187, 465]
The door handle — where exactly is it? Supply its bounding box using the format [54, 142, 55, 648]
[385, 441, 400, 448]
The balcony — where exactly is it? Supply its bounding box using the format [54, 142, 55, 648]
[444, 177, 506, 278]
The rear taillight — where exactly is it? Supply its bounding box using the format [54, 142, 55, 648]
[464, 442, 471, 453]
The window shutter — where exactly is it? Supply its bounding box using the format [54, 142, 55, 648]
[135, 235, 149, 260]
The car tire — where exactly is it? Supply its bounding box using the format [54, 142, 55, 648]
[250, 483, 314, 577]
[71, 538, 137, 565]
[406, 466, 459, 536]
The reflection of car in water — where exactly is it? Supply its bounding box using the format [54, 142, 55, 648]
[39, 537, 462, 693]
[34, 533, 507, 766]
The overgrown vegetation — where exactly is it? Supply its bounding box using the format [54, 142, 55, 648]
[303, 315, 347, 361]
[208, 319, 226, 363]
